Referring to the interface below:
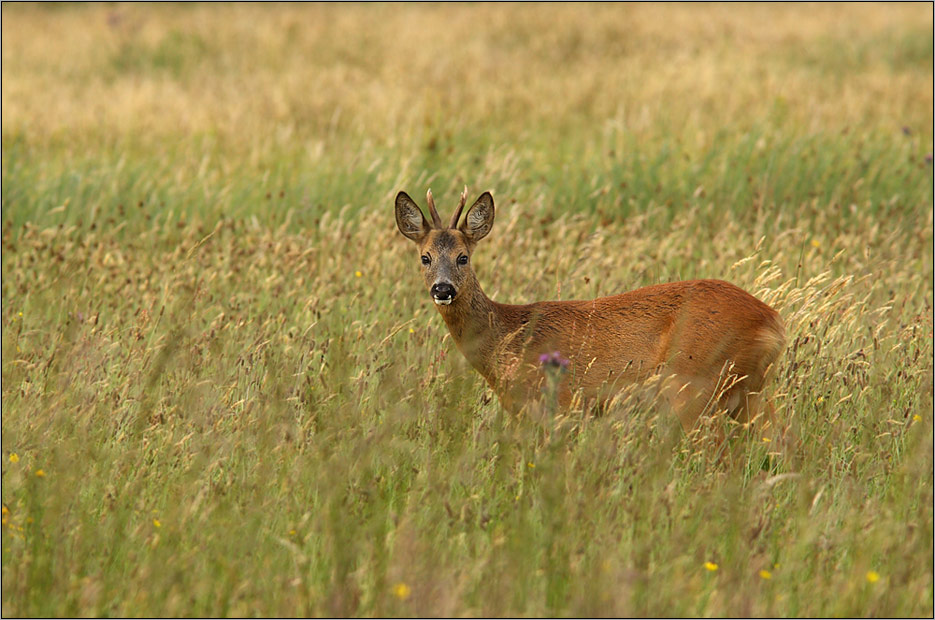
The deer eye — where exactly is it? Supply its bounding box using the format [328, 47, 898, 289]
[421, 255, 431, 265]
[457, 255, 468, 265]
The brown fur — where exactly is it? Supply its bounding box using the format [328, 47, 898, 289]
[395, 190, 786, 433]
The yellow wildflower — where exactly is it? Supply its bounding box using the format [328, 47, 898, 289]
[811, 239, 821, 248]
[704, 561, 718, 572]
[392, 582, 411, 600]
[355, 270, 363, 278]
[9, 453, 19, 463]
[153, 519, 161, 528]
[762, 437, 771, 443]
[759, 569, 772, 580]
[913, 415, 922, 423]
[35, 469, 46, 478]
[527, 462, 535, 469]
[866, 571, 880, 583]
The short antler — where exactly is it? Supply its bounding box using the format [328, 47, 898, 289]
[448, 185, 468, 229]
[425, 189, 444, 228]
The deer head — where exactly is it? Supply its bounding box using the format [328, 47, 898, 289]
[395, 187, 495, 308]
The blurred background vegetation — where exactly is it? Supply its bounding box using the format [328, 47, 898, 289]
[3, 3, 932, 230]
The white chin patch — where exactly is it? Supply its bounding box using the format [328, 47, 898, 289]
[433, 297, 453, 306]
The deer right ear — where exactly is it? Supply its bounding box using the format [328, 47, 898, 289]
[460, 191, 495, 243]
[395, 191, 430, 242]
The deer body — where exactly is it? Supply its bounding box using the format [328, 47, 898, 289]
[395, 188, 785, 430]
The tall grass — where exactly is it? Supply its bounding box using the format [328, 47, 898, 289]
[2, 3, 933, 616]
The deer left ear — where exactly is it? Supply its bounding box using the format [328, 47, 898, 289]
[395, 192, 430, 242]
[460, 192, 495, 243]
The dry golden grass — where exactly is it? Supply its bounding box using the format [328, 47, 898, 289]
[2, 3, 932, 617]
[3, 3, 931, 145]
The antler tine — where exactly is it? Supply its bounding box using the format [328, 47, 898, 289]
[448, 185, 468, 229]
[425, 188, 443, 228]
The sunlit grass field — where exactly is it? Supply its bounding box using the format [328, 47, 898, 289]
[2, 3, 933, 616]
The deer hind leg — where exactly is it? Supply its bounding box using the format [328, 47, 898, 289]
[665, 361, 785, 463]
[663, 370, 774, 465]
[723, 344, 790, 446]
[737, 387, 799, 459]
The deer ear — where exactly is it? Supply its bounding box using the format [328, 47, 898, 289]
[460, 192, 495, 243]
[395, 192, 430, 242]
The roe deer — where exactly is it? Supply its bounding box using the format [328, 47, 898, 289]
[395, 187, 785, 434]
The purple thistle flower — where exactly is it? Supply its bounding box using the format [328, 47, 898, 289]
[925, 153, 933, 164]
[539, 350, 570, 370]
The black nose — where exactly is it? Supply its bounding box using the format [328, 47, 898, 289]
[431, 282, 456, 300]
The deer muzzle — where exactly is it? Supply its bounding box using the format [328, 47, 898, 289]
[431, 282, 456, 305]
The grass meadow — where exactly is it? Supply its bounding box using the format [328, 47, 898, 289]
[2, 3, 933, 617]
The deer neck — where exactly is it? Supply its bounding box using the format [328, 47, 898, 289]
[435, 275, 512, 378]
